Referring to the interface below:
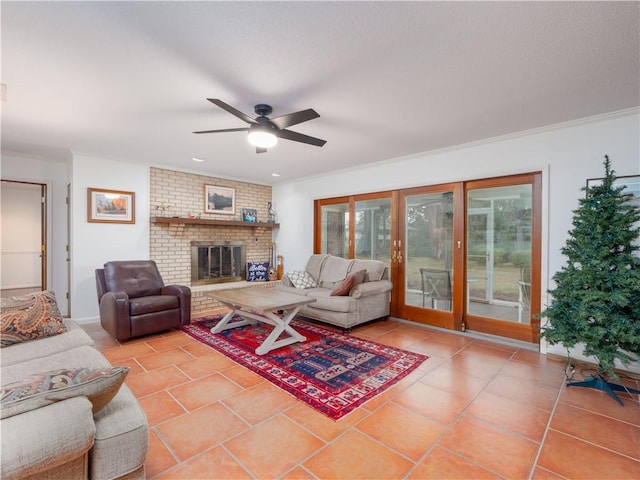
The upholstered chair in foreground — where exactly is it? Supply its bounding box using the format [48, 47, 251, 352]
[95, 260, 191, 341]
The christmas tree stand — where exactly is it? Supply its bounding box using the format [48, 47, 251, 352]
[567, 376, 640, 406]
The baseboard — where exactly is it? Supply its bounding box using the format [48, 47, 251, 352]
[73, 316, 100, 325]
[546, 353, 640, 380]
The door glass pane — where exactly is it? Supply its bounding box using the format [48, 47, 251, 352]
[355, 198, 391, 267]
[467, 184, 532, 323]
[405, 192, 454, 311]
[320, 203, 349, 257]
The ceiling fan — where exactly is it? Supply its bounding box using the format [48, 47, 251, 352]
[193, 98, 326, 153]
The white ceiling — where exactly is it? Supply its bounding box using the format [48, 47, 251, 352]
[2, 1, 639, 185]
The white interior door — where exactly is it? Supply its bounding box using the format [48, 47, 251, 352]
[1, 181, 44, 294]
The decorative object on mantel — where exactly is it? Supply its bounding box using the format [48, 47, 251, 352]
[540, 156, 640, 406]
[270, 242, 276, 266]
[204, 185, 235, 215]
[241, 208, 257, 222]
[276, 254, 284, 280]
[267, 202, 276, 223]
[268, 242, 277, 280]
[180, 315, 428, 420]
[268, 267, 277, 281]
[87, 188, 135, 224]
[154, 203, 172, 217]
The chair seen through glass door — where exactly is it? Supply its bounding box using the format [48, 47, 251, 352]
[404, 191, 454, 313]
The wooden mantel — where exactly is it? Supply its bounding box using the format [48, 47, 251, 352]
[150, 216, 279, 229]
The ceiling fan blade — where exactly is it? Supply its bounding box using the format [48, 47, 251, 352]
[278, 129, 326, 147]
[271, 109, 320, 130]
[256, 147, 268, 154]
[193, 127, 249, 134]
[207, 99, 256, 124]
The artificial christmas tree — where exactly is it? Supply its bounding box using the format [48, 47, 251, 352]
[540, 156, 640, 405]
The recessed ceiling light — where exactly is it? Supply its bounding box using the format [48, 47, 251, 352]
[271, 173, 280, 177]
[192, 157, 205, 162]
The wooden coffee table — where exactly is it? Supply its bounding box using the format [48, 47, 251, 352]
[206, 288, 316, 355]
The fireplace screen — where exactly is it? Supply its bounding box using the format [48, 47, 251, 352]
[191, 241, 246, 285]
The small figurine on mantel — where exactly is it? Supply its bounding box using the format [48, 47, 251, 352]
[267, 202, 276, 224]
[276, 255, 284, 280]
[155, 204, 172, 217]
[268, 266, 277, 281]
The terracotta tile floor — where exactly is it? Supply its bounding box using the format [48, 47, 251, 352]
[82, 316, 640, 479]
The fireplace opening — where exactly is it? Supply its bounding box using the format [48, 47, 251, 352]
[191, 241, 246, 285]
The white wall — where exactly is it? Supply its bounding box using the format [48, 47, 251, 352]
[1, 152, 70, 314]
[70, 154, 150, 322]
[273, 109, 640, 362]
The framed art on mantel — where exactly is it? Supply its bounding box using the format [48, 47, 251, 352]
[205, 185, 235, 215]
[242, 208, 258, 222]
[87, 188, 135, 224]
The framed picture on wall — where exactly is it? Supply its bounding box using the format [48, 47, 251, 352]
[205, 185, 235, 214]
[87, 188, 135, 224]
[587, 174, 640, 206]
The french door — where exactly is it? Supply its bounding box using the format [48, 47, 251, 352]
[463, 174, 541, 342]
[397, 183, 464, 331]
[315, 172, 541, 343]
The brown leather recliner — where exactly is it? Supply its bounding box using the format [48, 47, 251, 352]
[95, 260, 191, 341]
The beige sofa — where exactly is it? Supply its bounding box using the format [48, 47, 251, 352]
[275, 254, 393, 331]
[1, 318, 148, 480]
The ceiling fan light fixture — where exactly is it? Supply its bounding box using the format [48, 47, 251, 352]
[196, 99, 324, 152]
[248, 128, 278, 149]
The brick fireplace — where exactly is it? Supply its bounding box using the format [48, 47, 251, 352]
[150, 167, 278, 314]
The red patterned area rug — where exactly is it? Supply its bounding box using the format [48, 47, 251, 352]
[180, 315, 428, 420]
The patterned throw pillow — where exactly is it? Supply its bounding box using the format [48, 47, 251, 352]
[331, 269, 367, 296]
[0, 366, 130, 419]
[286, 270, 318, 289]
[0, 290, 67, 348]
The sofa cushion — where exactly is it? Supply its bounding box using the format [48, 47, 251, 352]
[0, 366, 129, 419]
[0, 319, 94, 367]
[304, 254, 328, 282]
[331, 269, 366, 296]
[319, 255, 353, 287]
[287, 270, 318, 289]
[0, 290, 67, 348]
[350, 259, 387, 282]
[305, 289, 356, 313]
